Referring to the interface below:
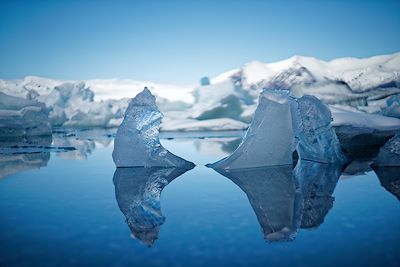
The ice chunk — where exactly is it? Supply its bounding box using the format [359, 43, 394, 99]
[208, 91, 295, 169]
[208, 90, 346, 169]
[382, 94, 400, 118]
[112, 88, 195, 168]
[113, 167, 192, 246]
[292, 95, 348, 164]
[0, 92, 52, 138]
[372, 133, 400, 166]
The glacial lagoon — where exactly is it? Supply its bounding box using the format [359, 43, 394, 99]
[0, 130, 399, 267]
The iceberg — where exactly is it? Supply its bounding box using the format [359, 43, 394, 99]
[372, 133, 400, 166]
[113, 167, 191, 246]
[112, 88, 195, 168]
[208, 90, 347, 169]
[0, 92, 52, 138]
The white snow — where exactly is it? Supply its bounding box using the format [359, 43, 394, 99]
[331, 106, 400, 131]
[0, 52, 399, 132]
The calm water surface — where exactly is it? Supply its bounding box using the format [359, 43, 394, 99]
[0, 132, 399, 267]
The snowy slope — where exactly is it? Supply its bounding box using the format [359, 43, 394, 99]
[0, 52, 399, 131]
[0, 76, 194, 103]
[213, 52, 400, 92]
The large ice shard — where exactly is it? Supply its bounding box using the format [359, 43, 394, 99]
[208, 90, 347, 169]
[372, 132, 400, 166]
[112, 88, 195, 168]
[293, 95, 347, 163]
[113, 167, 191, 246]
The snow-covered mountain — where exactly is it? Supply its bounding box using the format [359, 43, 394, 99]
[0, 52, 399, 132]
[213, 52, 400, 92]
[189, 52, 400, 129]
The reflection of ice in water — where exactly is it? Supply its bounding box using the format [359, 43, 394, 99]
[53, 136, 95, 160]
[0, 135, 51, 179]
[214, 160, 343, 242]
[113, 167, 192, 246]
[294, 160, 343, 229]
[52, 129, 114, 160]
[372, 166, 400, 201]
[0, 153, 50, 179]
[193, 138, 242, 157]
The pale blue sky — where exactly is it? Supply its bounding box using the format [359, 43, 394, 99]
[0, 0, 399, 84]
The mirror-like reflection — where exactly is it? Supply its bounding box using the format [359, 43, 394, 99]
[294, 160, 343, 229]
[372, 166, 400, 201]
[0, 135, 52, 179]
[215, 165, 301, 241]
[113, 167, 193, 246]
[214, 160, 344, 242]
[0, 153, 50, 179]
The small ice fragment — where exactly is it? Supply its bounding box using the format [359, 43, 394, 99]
[112, 88, 195, 168]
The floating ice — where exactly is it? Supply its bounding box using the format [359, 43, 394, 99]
[208, 90, 347, 169]
[0, 92, 52, 138]
[112, 88, 195, 168]
[293, 95, 348, 164]
[372, 133, 400, 166]
[113, 167, 191, 246]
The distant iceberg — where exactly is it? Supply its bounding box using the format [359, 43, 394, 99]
[112, 88, 195, 168]
[0, 92, 52, 138]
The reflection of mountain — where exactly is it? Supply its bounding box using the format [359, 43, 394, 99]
[0, 153, 50, 179]
[214, 160, 343, 241]
[113, 167, 192, 246]
[372, 166, 400, 201]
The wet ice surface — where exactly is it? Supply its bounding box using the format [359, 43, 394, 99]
[112, 88, 194, 168]
[0, 130, 399, 267]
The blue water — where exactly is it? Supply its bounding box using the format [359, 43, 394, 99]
[0, 134, 399, 267]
